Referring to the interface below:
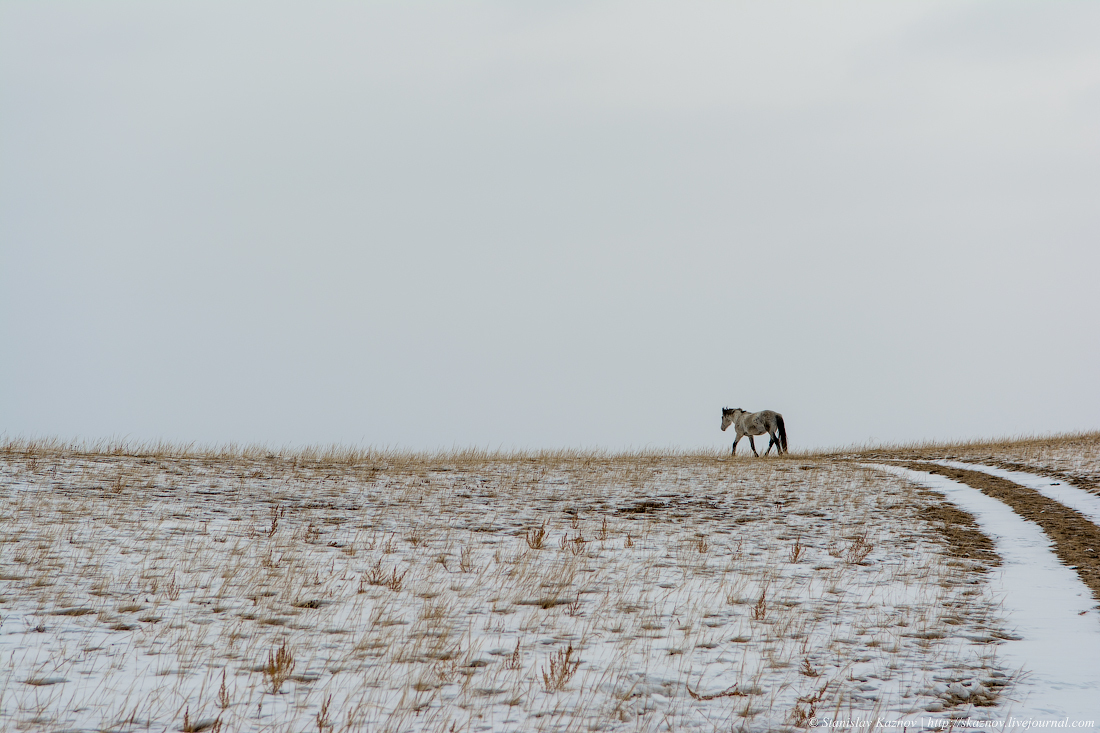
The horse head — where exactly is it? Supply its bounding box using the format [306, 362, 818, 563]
[721, 407, 742, 432]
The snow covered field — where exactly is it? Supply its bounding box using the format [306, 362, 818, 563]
[0, 442, 1097, 731]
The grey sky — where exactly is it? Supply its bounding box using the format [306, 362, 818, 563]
[2, 1, 1098, 451]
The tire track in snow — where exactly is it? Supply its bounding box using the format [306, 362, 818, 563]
[893, 462, 1100, 603]
[932, 461, 1100, 528]
[867, 464, 1100, 721]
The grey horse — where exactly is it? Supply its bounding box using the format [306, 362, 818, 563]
[721, 407, 788, 456]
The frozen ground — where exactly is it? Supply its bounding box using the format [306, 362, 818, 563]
[0, 447, 1095, 731]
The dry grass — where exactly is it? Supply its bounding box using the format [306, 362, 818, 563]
[0, 438, 1054, 731]
[541, 644, 581, 692]
[822, 429, 1100, 458]
[262, 640, 296, 694]
[0, 436, 739, 467]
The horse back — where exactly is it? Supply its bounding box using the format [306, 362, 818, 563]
[738, 410, 767, 434]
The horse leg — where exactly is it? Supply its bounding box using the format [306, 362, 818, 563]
[766, 427, 782, 456]
[731, 434, 741, 456]
[748, 435, 759, 457]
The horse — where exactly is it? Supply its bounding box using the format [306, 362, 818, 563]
[721, 407, 788, 457]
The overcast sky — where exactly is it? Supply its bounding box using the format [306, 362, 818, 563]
[2, 1, 1098, 452]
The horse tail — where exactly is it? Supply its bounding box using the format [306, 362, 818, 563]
[776, 414, 788, 454]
